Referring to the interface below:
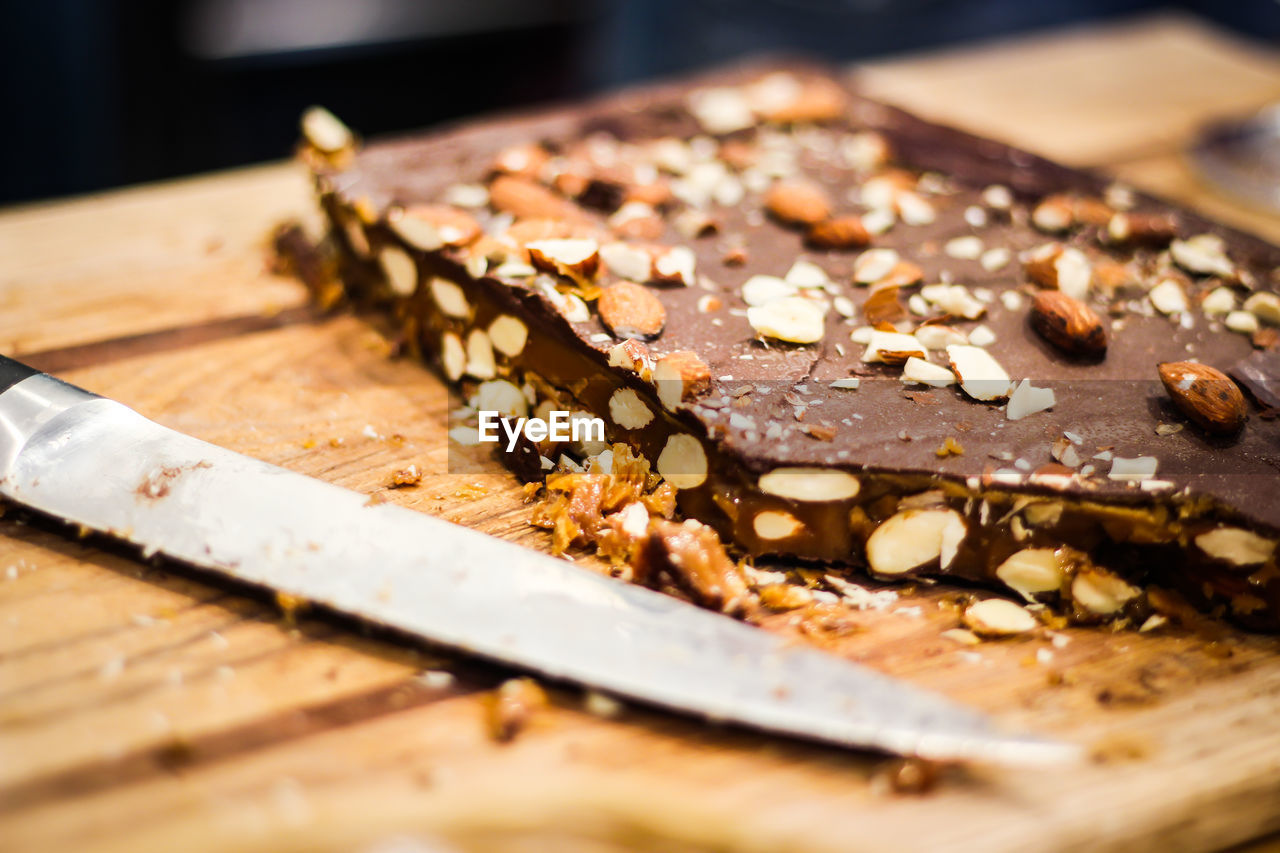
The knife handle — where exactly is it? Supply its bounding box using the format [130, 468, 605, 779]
[0, 355, 40, 395]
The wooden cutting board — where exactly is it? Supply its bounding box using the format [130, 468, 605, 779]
[3, 14, 1280, 853]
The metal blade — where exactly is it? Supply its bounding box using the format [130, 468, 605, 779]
[0, 374, 1079, 765]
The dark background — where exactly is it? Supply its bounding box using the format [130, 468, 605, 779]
[3, 0, 1278, 205]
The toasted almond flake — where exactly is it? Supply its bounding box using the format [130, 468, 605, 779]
[488, 315, 528, 357]
[861, 207, 896, 235]
[866, 509, 966, 576]
[1194, 527, 1276, 566]
[440, 332, 465, 381]
[464, 329, 496, 379]
[1149, 278, 1188, 315]
[1226, 310, 1260, 334]
[687, 87, 754, 134]
[754, 510, 803, 540]
[608, 388, 654, 430]
[741, 275, 797, 306]
[1244, 292, 1280, 325]
[379, 246, 418, 297]
[830, 377, 861, 390]
[1201, 287, 1236, 315]
[759, 467, 861, 502]
[1171, 234, 1233, 277]
[747, 297, 826, 344]
[853, 249, 900, 284]
[1006, 379, 1056, 421]
[996, 548, 1064, 598]
[946, 345, 1011, 401]
[1072, 569, 1140, 615]
[429, 277, 470, 318]
[833, 296, 856, 318]
[527, 238, 601, 280]
[475, 380, 528, 419]
[944, 236, 983, 260]
[656, 434, 708, 489]
[862, 330, 925, 364]
[982, 184, 1013, 210]
[963, 599, 1037, 636]
[967, 324, 996, 347]
[914, 325, 967, 350]
[1108, 456, 1158, 481]
[901, 357, 955, 387]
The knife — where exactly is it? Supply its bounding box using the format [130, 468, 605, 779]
[0, 354, 1078, 765]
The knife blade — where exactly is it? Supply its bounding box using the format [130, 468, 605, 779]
[0, 355, 1079, 765]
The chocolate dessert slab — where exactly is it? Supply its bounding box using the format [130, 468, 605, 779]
[299, 63, 1280, 630]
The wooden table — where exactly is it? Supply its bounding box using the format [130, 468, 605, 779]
[3, 14, 1279, 853]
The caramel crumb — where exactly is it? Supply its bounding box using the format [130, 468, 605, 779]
[871, 758, 942, 796]
[934, 436, 965, 458]
[486, 677, 548, 742]
[389, 464, 423, 488]
[275, 591, 308, 626]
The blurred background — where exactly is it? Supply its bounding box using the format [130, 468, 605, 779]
[3, 0, 1278, 205]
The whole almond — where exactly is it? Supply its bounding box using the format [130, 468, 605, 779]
[1107, 211, 1178, 247]
[806, 215, 870, 249]
[1157, 361, 1246, 434]
[765, 179, 832, 227]
[1030, 290, 1107, 357]
[598, 282, 667, 339]
[489, 175, 581, 222]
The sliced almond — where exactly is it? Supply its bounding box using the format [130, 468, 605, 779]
[598, 282, 667, 339]
[1005, 379, 1057, 420]
[464, 329, 496, 379]
[379, 246, 417, 297]
[901, 356, 955, 387]
[747, 297, 826, 344]
[656, 434, 708, 489]
[996, 548, 1066, 598]
[946, 345, 1012, 400]
[428, 277, 470, 318]
[599, 242, 655, 282]
[1194, 527, 1276, 566]
[863, 330, 924, 365]
[963, 599, 1037, 637]
[1071, 569, 1140, 616]
[753, 510, 804, 540]
[488, 315, 528, 357]
[492, 143, 550, 178]
[1157, 361, 1246, 434]
[865, 508, 966, 576]
[742, 275, 796, 306]
[1029, 290, 1107, 357]
[440, 332, 466, 381]
[475, 379, 529, 419]
[758, 467, 861, 502]
[608, 387, 654, 430]
[654, 350, 711, 410]
[765, 179, 832, 227]
[853, 248, 900, 284]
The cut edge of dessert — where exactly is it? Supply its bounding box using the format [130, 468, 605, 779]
[289, 60, 1280, 633]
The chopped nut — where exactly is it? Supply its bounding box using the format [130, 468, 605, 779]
[853, 248, 900, 284]
[758, 467, 861, 502]
[1157, 361, 1246, 434]
[390, 204, 481, 250]
[1170, 234, 1233, 277]
[1244, 292, 1280, 325]
[654, 351, 711, 410]
[527, 238, 601, 282]
[637, 518, 750, 613]
[653, 246, 697, 285]
[379, 246, 418, 297]
[429, 277, 471, 318]
[1106, 211, 1178, 247]
[865, 508, 966, 576]
[440, 332, 465, 381]
[301, 106, 354, 154]
[1032, 195, 1075, 232]
[607, 339, 654, 379]
[964, 599, 1037, 637]
[464, 329, 496, 379]
[492, 142, 551, 178]
[753, 510, 803, 540]
[600, 241, 655, 282]
[490, 175, 582, 221]
[901, 356, 955, 387]
[863, 330, 925, 365]
[488, 315, 529, 357]
[747, 296, 826, 344]
[608, 387, 654, 430]
[475, 379, 529, 419]
[1148, 278, 1189, 315]
[1005, 379, 1057, 421]
[1194, 527, 1276, 566]
[1071, 569, 1140, 616]
[996, 548, 1065, 598]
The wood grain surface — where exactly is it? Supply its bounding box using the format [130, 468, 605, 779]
[2, 13, 1280, 853]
